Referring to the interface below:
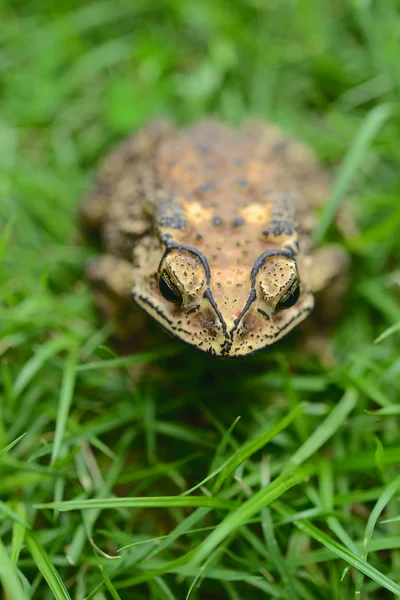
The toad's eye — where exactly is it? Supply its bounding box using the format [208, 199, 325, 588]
[159, 270, 183, 304]
[276, 281, 300, 310]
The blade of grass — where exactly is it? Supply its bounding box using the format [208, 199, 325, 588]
[381, 516, 400, 524]
[0, 215, 15, 262]
[115, 549, 199, 589]
[25, 532, 72, 600]
[117, 454, 200, 484]
[213, 403, 305, 492]
[154, 421, 216, 448]
[188, 465, 312, 567]
[95, 555, 122, 600]
[209, 416, 241, 475]
[260, 456, 296, 598]
[297, 536, 400, 565]
[318, 460, 359, 557]
[365, 405, 400, 416]
[76, 347, 179, 371]
[0, 537, 29, 600]
[13, 335, 75, 398]
[10, 503, 28, 565]
[35, 495, 235, 511]
[116, 553, 282, 595]
[180, 463, 228, 496]
[118, 523, 215, 552]
[67, 432, 133, 565]
[51, 348, 78, 466]
[359, 280, 400, 323]
[374, 320, 400, 343]
[314, 103, 392, 243]
[285, 389, 357, 469]
[275, 501, 400, 596]
[334, 445, 400, 472]
[0, 432, 26, 458]
[153, 577, 176, 600]
[0, 500, 31, 528]
[261, 506, 296, 597]
[145, 507, 211, 560]
[355, 474, 400, 596]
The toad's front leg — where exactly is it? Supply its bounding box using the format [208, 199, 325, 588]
[85, 255, 149, 352]
[300, 244, 350, 364]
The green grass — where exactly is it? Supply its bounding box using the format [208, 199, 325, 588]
[1, 1, 400, 598]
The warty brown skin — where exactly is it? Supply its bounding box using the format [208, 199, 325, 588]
[80, 119, 348, 358]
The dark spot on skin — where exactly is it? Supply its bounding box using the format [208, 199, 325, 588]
[233, 217, 244, 228]
[234, 158, 244, 166]
[198, 145, 210, 154]
[196, 233, 203, 241]
[157, 194, 187, 230]
[186, 305, 200, 315]
[257, 308, 271, 321]
[95, 181, 111, 195]
[272, 140, 289, 153]
[200, 182, 214, 193]
[212, 216, 223, 226]
[236, 178, 248, 187]
[269, 220, 295, 236]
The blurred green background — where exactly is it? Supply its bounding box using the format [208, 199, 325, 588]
[1, 1, 400, 599]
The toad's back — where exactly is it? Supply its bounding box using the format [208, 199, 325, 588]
[153, 120, 328, 249]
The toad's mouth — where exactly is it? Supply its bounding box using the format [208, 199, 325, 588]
[133, 285, 313, 358]
[224, 300, 313, 357]
[132, 243, 312, 357]
[206, 289, 313, 357]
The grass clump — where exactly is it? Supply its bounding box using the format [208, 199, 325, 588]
[0, 1, 400, 598]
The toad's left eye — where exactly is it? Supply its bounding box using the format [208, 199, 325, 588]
[159, 270, 183, 304]
[276, 281, 300, 310]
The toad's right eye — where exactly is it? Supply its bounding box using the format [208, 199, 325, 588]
[276, 280, 300, 310]
[159, 270, 183, 304]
